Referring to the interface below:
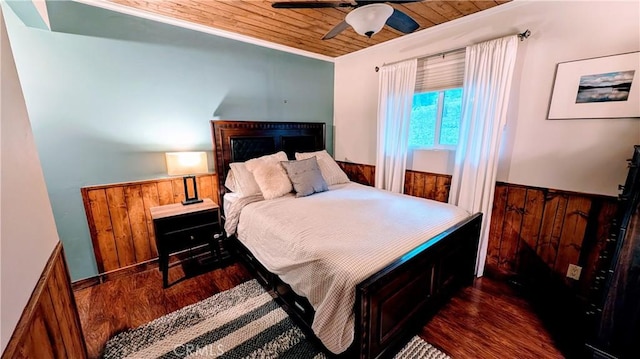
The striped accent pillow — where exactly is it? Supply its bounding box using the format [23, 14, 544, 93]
[295, 150, 349, 186]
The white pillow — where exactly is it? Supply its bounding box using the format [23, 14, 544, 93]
[227, 162, 261, 198]
[245, 151, 292, 200]
[295, 150, 349, 186]
[224, 168, 237, 192]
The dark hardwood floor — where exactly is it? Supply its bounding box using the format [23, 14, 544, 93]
[74, 261, 563, 359]
[421, 279, 563, 359]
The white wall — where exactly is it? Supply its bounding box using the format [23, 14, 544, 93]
[334, 0, 640, 196]
[0, 7, 60, 352]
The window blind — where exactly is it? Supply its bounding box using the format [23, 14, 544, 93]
[415, 49, 466, 93]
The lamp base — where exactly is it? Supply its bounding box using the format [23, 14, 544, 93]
[182, 175, 203, 205]
[182, 198, 204, 206]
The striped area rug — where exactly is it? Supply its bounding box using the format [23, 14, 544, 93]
[103, 280, 450, 359]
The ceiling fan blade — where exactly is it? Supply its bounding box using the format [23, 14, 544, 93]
[323, 20, 350, 40]
[272, 2, 353, 9]
[385, 8, 419, 34]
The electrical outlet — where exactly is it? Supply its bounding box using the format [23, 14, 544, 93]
[567, 264, 582, 280]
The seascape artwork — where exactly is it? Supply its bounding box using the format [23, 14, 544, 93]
[575, 70, 635, 103]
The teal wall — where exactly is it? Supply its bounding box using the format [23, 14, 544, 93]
[3, 1, 334, 280]
[4, 0, 48, 30]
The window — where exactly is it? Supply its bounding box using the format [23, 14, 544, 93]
[409, 88, 463, 148]
[409, 50, 465, 148]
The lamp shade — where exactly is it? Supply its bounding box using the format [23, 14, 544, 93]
[345, 4, 393, 38]
[165, 152, 208, 175]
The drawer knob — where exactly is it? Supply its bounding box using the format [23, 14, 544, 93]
[190, 235, 195, 240]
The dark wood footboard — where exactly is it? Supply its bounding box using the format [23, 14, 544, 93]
[355, 212, 482, 359]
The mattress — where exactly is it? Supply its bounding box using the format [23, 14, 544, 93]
[231, 182, 470, 354]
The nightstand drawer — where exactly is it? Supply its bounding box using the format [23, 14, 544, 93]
[154, 210, 218, 235]
[161, 222, 220, 252]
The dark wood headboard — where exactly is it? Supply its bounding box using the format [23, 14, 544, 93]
[210, 120, 326, 210]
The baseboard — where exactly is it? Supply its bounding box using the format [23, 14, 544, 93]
[483, 265, 516, 281]
[71, 276, 102, 291]
[72, 243, 213, 291]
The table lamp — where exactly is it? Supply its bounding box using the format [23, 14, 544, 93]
[165, 151, 209, 205]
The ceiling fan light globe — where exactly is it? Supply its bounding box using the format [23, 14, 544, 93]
[345, 3, 393, 37]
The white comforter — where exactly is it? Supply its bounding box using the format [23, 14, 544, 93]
[230, 182, 469, 354]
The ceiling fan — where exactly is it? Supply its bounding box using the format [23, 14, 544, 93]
[271, 1, 421, 40]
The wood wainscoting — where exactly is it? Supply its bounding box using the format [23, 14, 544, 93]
[404, 169, 451, 203]
[2, 243, 87, 359]
[486, 182, 617, 299]
[336, 161, 452, 203]
[336, 161, 376, 186]
[81, 174, 219, 274]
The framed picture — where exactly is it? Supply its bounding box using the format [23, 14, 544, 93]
[548, 51, 639, 119]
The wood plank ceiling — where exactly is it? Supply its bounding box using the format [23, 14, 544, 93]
[109, 0, 508, 58]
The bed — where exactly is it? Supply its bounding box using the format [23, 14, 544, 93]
[211, 120, 482, 359]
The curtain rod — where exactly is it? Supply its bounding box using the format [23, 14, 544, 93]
[374, 29, 531, 72]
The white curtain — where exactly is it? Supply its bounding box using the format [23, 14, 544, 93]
[449, 35, 519, 276]
[375, 59, 417, 192]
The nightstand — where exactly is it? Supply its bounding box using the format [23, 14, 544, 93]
[150, 198, 224, 287]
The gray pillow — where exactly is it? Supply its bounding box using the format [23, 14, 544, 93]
[280, 156, 328, 197]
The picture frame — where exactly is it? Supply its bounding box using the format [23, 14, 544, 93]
[547, 51, 639, 119]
